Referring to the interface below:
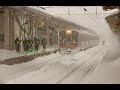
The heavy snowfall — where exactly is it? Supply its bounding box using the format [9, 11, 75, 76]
[0, 6, 120, 84]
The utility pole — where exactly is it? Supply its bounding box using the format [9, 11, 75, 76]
[96, 6, 97, 16]
[68, 8, 70, 16]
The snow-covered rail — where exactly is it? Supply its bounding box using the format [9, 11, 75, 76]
[57, 47, 108, 84]
[5, 45, 107, 84]
[0, 48, 79, 84]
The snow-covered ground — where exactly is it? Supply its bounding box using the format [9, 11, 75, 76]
[58, 47, 107, 84]
[80, 56, 120, 84]
[0, 49, 20, 61]
[0, 51, 62, 84]
[3, 45, 107, 84]
[1, 44, 119, 84]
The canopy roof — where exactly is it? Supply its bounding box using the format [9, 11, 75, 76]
[7, 6, 96, 34]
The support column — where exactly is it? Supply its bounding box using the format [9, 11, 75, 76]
[9, 9, 15, 50]
[4, 8, 15, 50]
[46, 24, 50, 48]
[0, 9, 4, 49]
[56, 27, 60, 48]
[4, 8, 10, 50]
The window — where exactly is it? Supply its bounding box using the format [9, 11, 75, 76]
[60, 31, 66, 43]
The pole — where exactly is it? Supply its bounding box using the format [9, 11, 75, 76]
[96, 6, 97, 17]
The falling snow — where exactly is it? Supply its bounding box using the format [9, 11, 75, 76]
[0, 6, 120, 84]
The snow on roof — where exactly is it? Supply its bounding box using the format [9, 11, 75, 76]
[106, 10, 120, 18]
[9, 6, 95, 33]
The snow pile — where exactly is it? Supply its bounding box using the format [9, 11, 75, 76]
[0, 52, 61, 84]
[0, 47, 58, 61]
[0, 49, 20, 61]
[81, 57, 120, 84]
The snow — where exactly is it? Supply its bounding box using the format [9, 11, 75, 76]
[80, 56, 120, 84]
[0, 49, 20, 61]
[0, 51, 61, 84]
[5, 45, 108, 84]
[0, 47, 57, 61]
[0, 6, 120, 84]
[59, 47, 108, 84]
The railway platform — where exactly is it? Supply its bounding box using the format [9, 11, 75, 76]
[0, 48, 58, 65]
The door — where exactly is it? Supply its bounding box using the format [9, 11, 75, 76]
[66, 32, 72, 48]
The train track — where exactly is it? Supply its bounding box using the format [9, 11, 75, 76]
[56, 47, 108, 84]
[4, 46, 104, 84]
[77, 48, 108, 84]
[3, 49, 80, 84]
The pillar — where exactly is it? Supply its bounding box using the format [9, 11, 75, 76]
[9, 8, 15, 50]
[4, 8, 10, 50]
[4, 8, 15, 50]
[0, 9, 4, 49]
[46, 23, 50, 48]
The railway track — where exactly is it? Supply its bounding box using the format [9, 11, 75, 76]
[4, 45, 104, 84]
[2, 49, 79, 84]
[57, 47, 108, 84]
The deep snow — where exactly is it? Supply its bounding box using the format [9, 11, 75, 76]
[5, 45, 107, 84]
[0, 51, 62, 84]
[0, 49, 20, 61]
[80, 56, 120, 84]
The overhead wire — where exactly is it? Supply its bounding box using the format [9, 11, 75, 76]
[41, 6, 112, 15]
[81, 7, 116, 32]
[82, 6, 102, 24]
[79, 7, 111, 29]
[40, 6, 117, 28]
[79, 7, 98, 24]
